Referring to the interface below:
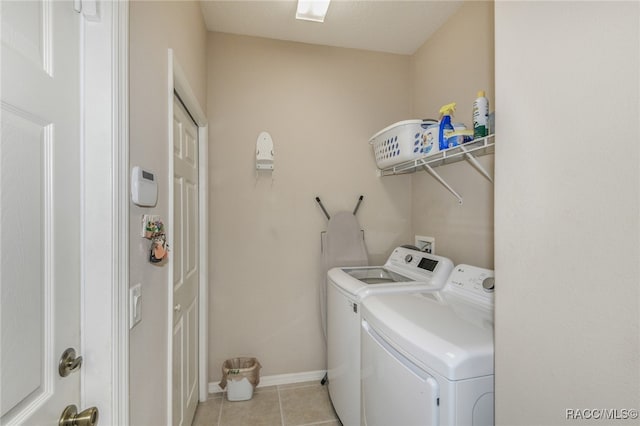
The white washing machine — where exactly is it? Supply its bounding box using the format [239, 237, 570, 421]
[361, 264, 495, 426]
[327, 246, 454, 426]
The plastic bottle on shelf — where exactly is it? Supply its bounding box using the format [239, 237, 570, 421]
[438, 102, 457, 150]
[473, 91, 489, 139]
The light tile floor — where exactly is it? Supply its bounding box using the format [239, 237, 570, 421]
[192, 381, 342, 426]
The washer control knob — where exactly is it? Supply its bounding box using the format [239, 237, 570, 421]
[404, 254, 413, 263]
[482, 277, 495, 292]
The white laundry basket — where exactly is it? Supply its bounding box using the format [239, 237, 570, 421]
[369, 119, 438, 169]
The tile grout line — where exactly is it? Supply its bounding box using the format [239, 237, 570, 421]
[277, 385, 286, 426]
[216, 392, 225, 426]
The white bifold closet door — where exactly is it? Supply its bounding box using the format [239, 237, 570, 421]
[172, 95, 199, 426]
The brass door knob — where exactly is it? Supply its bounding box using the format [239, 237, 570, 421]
[59, 405, 99, 426]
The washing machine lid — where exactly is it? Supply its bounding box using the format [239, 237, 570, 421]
[362, 291, 494, 381]
[328, 266, 446, 298]
[328, 266, 414, 297]
[327, 247, 454, 298]
[342, 267, 413, 284]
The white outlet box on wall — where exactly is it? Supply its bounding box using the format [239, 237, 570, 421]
[415, 235, 435, 254]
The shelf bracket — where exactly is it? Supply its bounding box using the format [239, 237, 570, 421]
[460, 144, 493, 183]
[421, 163, 463, 205]
[377, 135, 495, 205]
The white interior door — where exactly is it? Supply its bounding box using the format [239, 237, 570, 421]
[1, 1, 83, 425]
[172, 96, 199, 426]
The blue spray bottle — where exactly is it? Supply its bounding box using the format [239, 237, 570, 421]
[438, 102, 457, 151]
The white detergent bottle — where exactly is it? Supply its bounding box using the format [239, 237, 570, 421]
[473, 90, 489, 138]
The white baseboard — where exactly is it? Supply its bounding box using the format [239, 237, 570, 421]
[208, 370, 326, 395]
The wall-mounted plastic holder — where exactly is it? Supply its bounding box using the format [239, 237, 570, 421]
[131, 166, 158, 207]
[256, 131, 274, 171]
[141, 214, 168, 265]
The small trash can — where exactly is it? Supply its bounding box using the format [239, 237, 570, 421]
[220, 357, 261, 401]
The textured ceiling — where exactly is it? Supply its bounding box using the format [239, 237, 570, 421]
[200, 0, 463, 55]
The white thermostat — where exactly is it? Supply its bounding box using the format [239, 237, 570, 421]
[131, 166, 158, 207]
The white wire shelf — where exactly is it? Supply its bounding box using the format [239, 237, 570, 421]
[377, 134, 495, 204]
[379, 134, 495, 176]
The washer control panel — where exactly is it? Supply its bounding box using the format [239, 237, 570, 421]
[445, 264, 495, 305]
[386, 247, 454, 286]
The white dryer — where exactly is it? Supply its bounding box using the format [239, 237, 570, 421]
[361, 264, 495, 426]
[327, 246, 454, 426]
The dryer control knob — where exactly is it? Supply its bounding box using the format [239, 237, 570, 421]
[482, 277, 495, 291]
[404, 254, 413, 263]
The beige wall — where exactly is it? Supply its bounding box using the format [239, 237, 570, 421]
[129, 1, 207, 424]
[207, 33, 413, 381]
[126, 2, 640, 423]
[495, 2, 640, 424]
[410, 1, 495, 268]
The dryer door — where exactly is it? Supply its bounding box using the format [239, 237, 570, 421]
[362, 320, 439, 426]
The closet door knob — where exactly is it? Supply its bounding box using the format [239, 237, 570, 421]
[173, 304, 182, 313]
[59, 405, 99, 426]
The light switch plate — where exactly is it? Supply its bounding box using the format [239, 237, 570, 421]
[130, 283, 142, 329]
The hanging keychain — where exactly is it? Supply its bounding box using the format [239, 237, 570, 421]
[150, 234, 169, 263]
[142, 216, 169, 264]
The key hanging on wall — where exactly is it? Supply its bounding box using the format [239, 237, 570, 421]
[142, 215, 169, 265]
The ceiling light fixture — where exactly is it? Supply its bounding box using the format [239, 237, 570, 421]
[296, 0, 331, 23]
